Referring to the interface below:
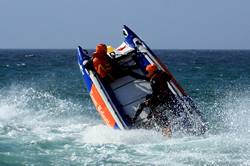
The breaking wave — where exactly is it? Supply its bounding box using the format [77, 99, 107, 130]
[0, 84, 249, 165]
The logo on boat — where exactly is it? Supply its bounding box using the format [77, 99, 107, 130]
[117, 45, 126, 51]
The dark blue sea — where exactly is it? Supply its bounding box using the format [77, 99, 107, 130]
[0, 49, 249, 165]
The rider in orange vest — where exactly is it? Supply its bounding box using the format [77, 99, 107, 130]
[84, 43, 148, 83]
[146, 64, 172, 98]
[135, 64, 172, 111]
[132, 64, 173, 136]
[91, 44, 116, 83]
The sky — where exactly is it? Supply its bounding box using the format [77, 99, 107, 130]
[0, 0, 250, 49]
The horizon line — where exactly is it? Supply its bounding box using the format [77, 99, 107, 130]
[1, 48, 250, 51]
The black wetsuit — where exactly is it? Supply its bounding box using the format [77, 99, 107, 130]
[151, 70, 171, 95]
[133, 70, 173, 123]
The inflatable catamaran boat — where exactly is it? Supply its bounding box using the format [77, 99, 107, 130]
[77, 25, 207, 135]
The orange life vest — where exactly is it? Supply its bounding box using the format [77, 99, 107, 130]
[92, 52, 114, 81]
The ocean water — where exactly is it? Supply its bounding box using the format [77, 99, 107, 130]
[0, 49, 249, 165]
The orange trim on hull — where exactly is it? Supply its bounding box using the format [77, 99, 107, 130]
[90, 84, 116, 128]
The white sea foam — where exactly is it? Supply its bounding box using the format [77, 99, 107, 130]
[16, 63, 26, 67]
[0, 85, 249, 165]
[24, 54, 34, 57]
[216, 90, 250, 136]
[81, 124, 166, 145]
[0, 85, 96, 141]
